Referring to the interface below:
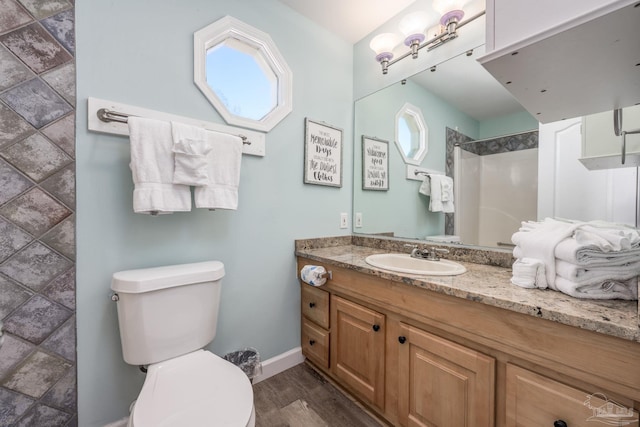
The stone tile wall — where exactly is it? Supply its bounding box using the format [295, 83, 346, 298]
[0, 0, 76, 425]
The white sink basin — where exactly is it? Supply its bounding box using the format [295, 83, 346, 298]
[365, 253, 466, 276]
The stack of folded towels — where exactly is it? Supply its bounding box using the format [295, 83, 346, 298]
[510, 218, 640, 300]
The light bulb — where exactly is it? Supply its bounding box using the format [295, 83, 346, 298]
[433, 0, 466, 26]
[398, 11, 430, 45]
[369, 33, 400, 59]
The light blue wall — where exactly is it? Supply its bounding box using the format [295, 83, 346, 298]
[75, 0, 353, 424]
[354, 79, 478, 238]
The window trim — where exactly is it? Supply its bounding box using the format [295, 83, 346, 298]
[194, 16, 293, 132]
[394, 102, 428, 165]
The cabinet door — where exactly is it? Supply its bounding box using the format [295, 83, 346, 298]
[506, 364, 639, 427]
[331, 295, 385, 410]
[398, 323, 495, 427]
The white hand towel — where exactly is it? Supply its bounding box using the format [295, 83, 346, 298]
[300, 265, 328, 286]
[425, 174, 455, 213]
[419, 176, 430, 196]
[440, 177, 453, 202]
[194, 131, 243, 210]
[511, 257, 548, 289]
[554, 276, 638, 300]
[128, 117, 191, 214]
[171, 121, 212, 186]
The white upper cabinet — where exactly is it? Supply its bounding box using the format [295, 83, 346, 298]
[478, 0, 640, 124]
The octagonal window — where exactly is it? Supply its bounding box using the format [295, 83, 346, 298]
[194, 16, 293, 132]
[395, 103, 428, 165]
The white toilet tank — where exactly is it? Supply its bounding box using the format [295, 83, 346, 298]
[111, 261, 225, 366]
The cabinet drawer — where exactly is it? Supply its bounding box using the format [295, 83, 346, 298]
[301, 284, 330, 329]
[506, 364, 639, 427]
[302, 318, 329, 369]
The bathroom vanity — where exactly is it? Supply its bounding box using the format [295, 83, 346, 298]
[296, 236, 640, 427]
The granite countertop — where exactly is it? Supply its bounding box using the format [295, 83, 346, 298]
[295, 238, 640, 343]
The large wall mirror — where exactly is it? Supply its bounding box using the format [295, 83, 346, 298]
[194, 16, 293, 132]
[354, 35, 639, 250]
[354, 42, 540, 248]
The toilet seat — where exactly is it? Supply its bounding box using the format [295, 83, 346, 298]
[129, 350, 254, 427]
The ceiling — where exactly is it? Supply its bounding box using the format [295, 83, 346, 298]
[278, 0, 525, 122]
[278, 0, 416, 44]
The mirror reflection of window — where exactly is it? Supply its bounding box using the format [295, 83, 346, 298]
[205, 40, 277, 121]
[398, 114, 420, 158]
[395, 103, 427, 165]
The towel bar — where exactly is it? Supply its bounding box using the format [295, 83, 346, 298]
[97, 108, 251, 145]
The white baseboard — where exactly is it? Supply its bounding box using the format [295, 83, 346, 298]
[251, 346, 304, 384]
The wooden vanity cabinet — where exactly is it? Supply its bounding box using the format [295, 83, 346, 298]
[297, 256, 640, 427]
[506, 364, 639, 427]
[301, 284, 330, 369]
[332, 295, 385, 410]
[398, 323, 495, 427]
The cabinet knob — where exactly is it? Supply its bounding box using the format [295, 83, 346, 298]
[553, 420, 568, 427]
[309, 340, 316, 346]
[372, 324, 380, 332]
[309, 302, 316, 308]
[398, 336, 407, 344]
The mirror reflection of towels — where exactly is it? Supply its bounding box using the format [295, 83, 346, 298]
[420, 174, 454, 213]
[441, 179, 452, 202]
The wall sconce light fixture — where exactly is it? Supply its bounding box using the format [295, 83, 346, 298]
[369, 2, 485, 75]
[369, 33, 401, 75]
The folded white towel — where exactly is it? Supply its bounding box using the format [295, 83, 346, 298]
[554, 238, 640, 267]
[194, 131, 243, 210]
[300, 265, 328, 287]
[554, 276, 638, 300]
[511, 219, 583, 288]
[128, 117, 191, 214]
[555, 259, 640, 284]
[511, 258, 548, 289]
[171, 121, 212, 186]
[423, 174, 454, 213]
[573, 226, 636, 252]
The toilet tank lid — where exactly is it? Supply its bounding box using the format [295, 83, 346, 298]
[111, 261, 224, 294]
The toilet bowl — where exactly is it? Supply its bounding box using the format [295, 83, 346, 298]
[128, 350, 255, 427]
[111, 261, 254, 427]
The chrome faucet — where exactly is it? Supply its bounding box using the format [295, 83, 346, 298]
[405, 244, 449, 261]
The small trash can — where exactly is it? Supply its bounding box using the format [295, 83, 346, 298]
[223, 347, 262, 383]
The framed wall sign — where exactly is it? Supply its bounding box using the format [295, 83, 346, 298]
[304, 118, 343, 187]
[362, 136, 389, 191]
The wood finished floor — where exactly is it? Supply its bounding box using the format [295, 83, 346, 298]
[253, 363, 385, 427]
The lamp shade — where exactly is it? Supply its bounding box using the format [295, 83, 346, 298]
[398, 11, 430, 39]
[432, 0, 466, 15]
[369, 33, 400, 59]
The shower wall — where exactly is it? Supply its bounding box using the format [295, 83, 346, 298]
[448, 128, 538, 247]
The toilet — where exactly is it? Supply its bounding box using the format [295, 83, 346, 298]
[111, 261, 255, 427]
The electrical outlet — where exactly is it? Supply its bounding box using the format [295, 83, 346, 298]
[340, 213, 348, 229]
[355, 212, 363, 228]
